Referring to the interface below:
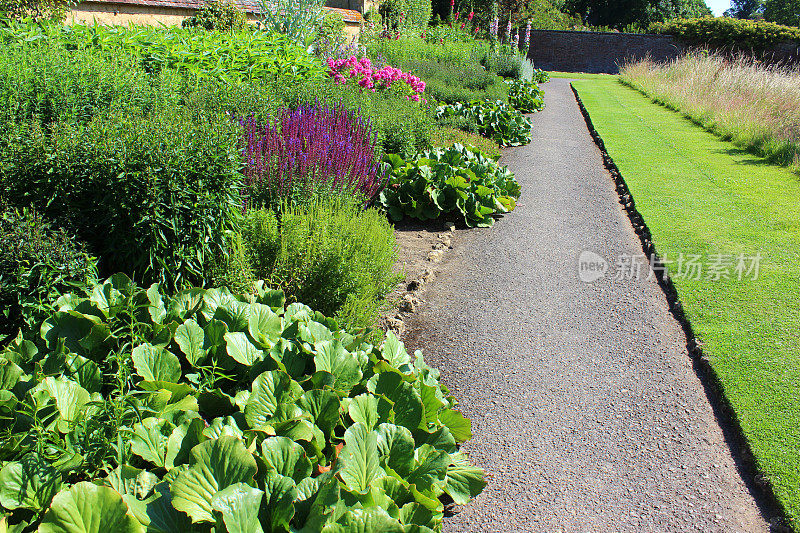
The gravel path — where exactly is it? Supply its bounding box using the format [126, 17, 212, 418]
[404, 79, 771, 532]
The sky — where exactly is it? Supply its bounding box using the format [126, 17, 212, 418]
[706, 0, 731, 15]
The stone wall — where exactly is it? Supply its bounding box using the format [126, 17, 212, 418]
[527, 29, 686, 74]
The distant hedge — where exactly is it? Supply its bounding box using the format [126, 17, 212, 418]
[650, 17, 800, 52]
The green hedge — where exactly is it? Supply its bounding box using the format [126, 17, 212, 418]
[650, 17, 800, 52]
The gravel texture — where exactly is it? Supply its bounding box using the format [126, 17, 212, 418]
[404, 79, 770, 532]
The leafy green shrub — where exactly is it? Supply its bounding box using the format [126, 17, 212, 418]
[241, 196, 400, 331]
[379, 0, 432, 30]
[0, 111, 243, 290]
[507, 78, 545, 113]
[182, 0, 247, 30]
[0, 42, 181, 128]
[431, 126, 502, 159]
[531, 68, 551, 83]
[0, 274, 484, 531]
[436, 100, 532, 146]
[479, 44, 531, 80]
[650, 16, 800, 53]
[314, 11, 346, 57]
[406, 58, 508, 104]
[0, 206, 97, 342]
[0, 23, 326, 84]
[379, 144, 521, 227]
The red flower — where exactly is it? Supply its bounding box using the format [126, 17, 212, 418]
[455, 11, 459, 20]
[460, 22, 465, 29]
[468, 11, 474, 21]
[474, 26, 479, 33]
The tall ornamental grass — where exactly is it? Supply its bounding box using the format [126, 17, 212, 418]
[621, 53, 800, 167]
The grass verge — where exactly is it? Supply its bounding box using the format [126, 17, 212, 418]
[572, 78, 800, 530]
[548, 71, 616, 79]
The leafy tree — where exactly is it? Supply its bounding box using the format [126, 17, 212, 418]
[763, 0, 800, 25]
[562, 0, 711, 28]
[724, 0, 764, 18]
[0, 0, 74, 20]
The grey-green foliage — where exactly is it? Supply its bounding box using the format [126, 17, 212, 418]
[239, 197, 401, 332]
[258, 0, 324, 42]
[0, 275, 485, 531]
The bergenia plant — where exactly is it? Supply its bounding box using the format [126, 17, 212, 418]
[327, 56, 426, 101]
[241, 103, 385, 210]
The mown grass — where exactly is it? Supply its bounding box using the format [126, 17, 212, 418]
[621, 54, 800, 167]
[572, 78, 800, 530]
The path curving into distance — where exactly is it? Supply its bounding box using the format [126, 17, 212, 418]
[404, 79, 770, 532]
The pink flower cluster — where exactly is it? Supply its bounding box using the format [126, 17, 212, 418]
[327, 56, 426, 102]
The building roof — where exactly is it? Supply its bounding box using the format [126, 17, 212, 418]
[80, 0, 362, 21]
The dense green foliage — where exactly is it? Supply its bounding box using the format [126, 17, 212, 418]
[650, 16, 800, 51]
[379, 144, 521, 227]
[258, 0, 325, 41]
[506, 79, 546, 112]
[182, 0, 247, 31]
[436, 100, 532, 146]
[0, 23, 326, 84]
[0, 109, 243, 291]
[380, 0, 432, 29]
[0, 275, 485, 531]
[0, 206, 97, 343]
[563, 0, 711, 28]
[0, 0, 72, 20]
[314, 12, 347, 57]
[531, 69, 551, 83]
[240, 197, 400, 331]
[764, 0, 800, 27]
[724, 0, 763, 18]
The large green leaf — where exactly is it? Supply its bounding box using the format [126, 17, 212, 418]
[375, 423, 415, 478]
[39, 482, 143, 533]
[129, 418, 174, 469]
[337, 424, 384, 494]
[106, 466, 159, 501]
[131, 344, 181, 383]
[165, 418, 207, 470]
[369, 373, 422, 432]
[347, 394, 379, 430]
[380, 333, 411, 372]
[437, 409, 472, 443]
[298, 389, 340, 438]
[174, 320, 206, 367]
[313, 341, 362, 393]
[64, 353, 101, 394]
[211, 483, 264, 533]
[321, 507, 405, 533]
[260, 437, 312, 483]
[248, 303, 283, 349]
[170, 437, 258, 523]
[225, 332, 265, 367]
[259, 471, 297, 532]
[443, 452, 485, 505]
[406, 445, 449, 492]
[0, 453, 61, 510]
[38, 376, 90, 424]
[244, 371, 303, 430]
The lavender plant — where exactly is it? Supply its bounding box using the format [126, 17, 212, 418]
[241, 103, 386, 210]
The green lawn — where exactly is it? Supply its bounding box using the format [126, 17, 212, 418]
[573, 78, 800, 529]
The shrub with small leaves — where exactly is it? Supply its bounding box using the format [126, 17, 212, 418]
[182, 0, 247, 30]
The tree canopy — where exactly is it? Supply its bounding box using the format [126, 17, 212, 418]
[763, 0, 800, 26]
[562, 0, 711, 29]
[724, 0, 765, 18]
